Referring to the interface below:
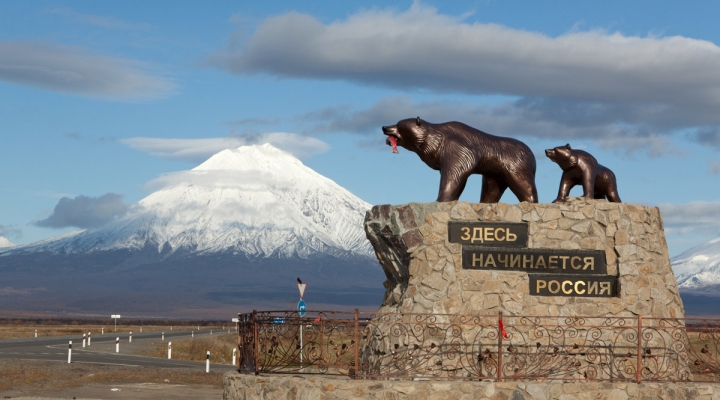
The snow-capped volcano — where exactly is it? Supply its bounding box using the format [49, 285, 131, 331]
[0, 237, 15, 248]
[672, 237, 720, 289]
[3, 144, 373, 259]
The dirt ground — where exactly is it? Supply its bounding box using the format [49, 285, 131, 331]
[0, 359, 224, 399]
[0, 333, 238, 399]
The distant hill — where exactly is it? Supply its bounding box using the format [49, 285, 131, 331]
[671, 237, 720, 316]
[0, 144, 385, 318]
[0, 237, 14, 248]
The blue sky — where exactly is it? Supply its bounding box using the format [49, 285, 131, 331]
[2, 1, 720, 257]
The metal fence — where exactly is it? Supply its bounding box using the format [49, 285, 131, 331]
[236, 310, 720, 382]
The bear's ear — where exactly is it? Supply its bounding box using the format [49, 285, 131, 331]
[565, 143, 571, 149]
[416, 116, 421, 126]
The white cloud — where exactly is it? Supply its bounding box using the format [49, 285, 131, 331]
[297, 95, 685, 156]
[120, 133, 330, 162]
[659, 202, 720, 236]
[210, 3, 720, 108]
[208, 3, 720, 153]
[0, 225, 22, 239]
[0, 41, 175, 101]
[143, 169, 293, 192]
[35, 193, 129, 229]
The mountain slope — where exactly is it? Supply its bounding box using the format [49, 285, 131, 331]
[671, 237, 720, 289]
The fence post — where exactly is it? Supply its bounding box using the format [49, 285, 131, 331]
[497, 311, 503, 382]
[354, 308, 360, 378]
[237, 314, 241, 369]
[253, 309, 259, 375]
[636, 315, 642, 383]
[319, 316, 324, 361]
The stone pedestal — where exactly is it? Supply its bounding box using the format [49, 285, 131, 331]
[364, 198, 684, 319]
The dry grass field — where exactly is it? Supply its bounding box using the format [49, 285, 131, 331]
[141, 333, 238, 364]
[0, 359, 224, 393]
[0, 318, 236, 398]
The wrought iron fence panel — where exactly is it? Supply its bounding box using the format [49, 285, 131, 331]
[237, 311, 720, 383]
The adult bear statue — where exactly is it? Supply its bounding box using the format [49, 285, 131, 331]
[382, 117, 538, 203]
[545, 144, 621, 203]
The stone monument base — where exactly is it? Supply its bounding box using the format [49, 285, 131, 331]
[223, 372, 720, 400]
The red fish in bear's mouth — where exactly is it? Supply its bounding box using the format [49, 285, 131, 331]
[388, 136, 398, 153]
[382, 125, 400, 154]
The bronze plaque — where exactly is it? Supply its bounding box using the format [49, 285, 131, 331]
[461, 246, 606, 275]
[448, 221, 528, 247]
[529, 274, 617, 297]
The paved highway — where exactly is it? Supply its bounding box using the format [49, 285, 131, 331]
[0, 329, 237, 371]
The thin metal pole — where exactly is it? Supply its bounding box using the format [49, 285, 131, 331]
[253, 310, 259, 375]
[636, 315, 642, 383]
[237, 314, 241, 369]
[319, 316, 324, 361]
[299, 317, 303, 368]
[354, 308, 360, 378]
[497, 311, 503, 382]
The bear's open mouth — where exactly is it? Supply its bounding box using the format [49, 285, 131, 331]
[382, 125, 400, 154]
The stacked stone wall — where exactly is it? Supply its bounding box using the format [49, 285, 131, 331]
[364, 198, 684, 319]
[224, 372, 720, 400]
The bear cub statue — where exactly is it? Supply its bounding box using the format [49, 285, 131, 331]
[545, 144, 621, 203]
[383, 117, 538, 203]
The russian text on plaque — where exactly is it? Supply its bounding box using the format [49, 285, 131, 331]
[448, 221, 528, 247]
[529, 274, 617, 297]
[461, 246, 607, 275]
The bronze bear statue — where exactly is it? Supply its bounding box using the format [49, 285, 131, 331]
[383, 117, 538, 203]
[545, 144, 621, 203]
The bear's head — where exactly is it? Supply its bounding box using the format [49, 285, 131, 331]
[382, 117, 428, 153]
[545, 144, 578, 170]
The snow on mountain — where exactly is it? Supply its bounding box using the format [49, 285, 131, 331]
[671, 237, 720, 289]
[2, 144, 373, 259]
[0, 237, 15, 248]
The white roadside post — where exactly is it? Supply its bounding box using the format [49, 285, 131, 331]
[297, 280, 307, 368]
[168, 342, 172, 359]
[140, 327, 142, 332]
[206, 351, 210, 373]
[192, 331, 194, 338]
[116, 337, 119, 353]
[102, 327, 104, 335]
[162, 332, 165, 341]
[88, 332, 91, 346]
[129, 332, 132, 343]
[34, 329, 37, 338]
[82, 333, 86, 348]
[68, 341, 72, 363]
[210, 330, 212, 335]
[232, 348, 237, 366]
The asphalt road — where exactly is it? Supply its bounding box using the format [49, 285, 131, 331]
[0, 329, 237, 372]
